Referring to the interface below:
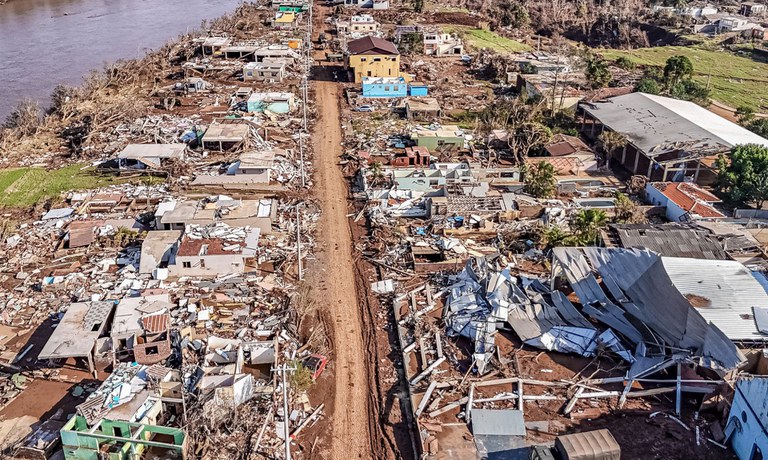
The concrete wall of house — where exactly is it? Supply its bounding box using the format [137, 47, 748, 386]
[171, 254, 247, 277]
[395, 176, 445, 191]
[134, 336, 172, 365]
[62, 416, 185, 460]
[244, 67, 284, 82]
[727, 380, 768, 460]
[645, 185, 686, 222]
[362, 81, 407, 97]
[409, 85, 428, 96]
[415, 136, 463, 151]
[236, 167, 271, 183]
[348, 54, 400, 83]
[351, 24, 377, 33]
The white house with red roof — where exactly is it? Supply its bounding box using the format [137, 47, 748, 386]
[645, 182, 725, 222]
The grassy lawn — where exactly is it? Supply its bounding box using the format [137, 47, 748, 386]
[599, 46, 768, 110]
[447, 26, 531, 53]
[0, 164, 153, 208]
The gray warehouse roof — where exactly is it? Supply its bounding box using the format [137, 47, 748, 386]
[582, 93, 768, 155]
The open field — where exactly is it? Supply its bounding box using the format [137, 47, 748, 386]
[0, 164, 153, 208]
[447, 26, 531, 53]
[599, 46, 768, 110]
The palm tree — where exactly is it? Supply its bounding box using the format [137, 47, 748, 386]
[369, 162, 385, 187]
[597, 131, 627, 169]
[572, 209, 608, 246]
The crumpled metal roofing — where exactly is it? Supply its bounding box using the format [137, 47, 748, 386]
[552, 247, 745, 371]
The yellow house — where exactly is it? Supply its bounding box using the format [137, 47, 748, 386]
[346, 36, 402, 83]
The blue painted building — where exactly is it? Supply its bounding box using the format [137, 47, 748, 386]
[408, 82, 428, 96]
[362, 76, 408, 98]
[726, 375, 768, 460]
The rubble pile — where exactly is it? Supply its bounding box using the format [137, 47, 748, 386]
[0, 3, 329, 460]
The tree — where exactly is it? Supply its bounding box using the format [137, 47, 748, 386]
[747, 119, 768, 138]
[716, 144, 768, 208]
[412, 0, 424, 13]
[399, 32, 424, 56]
[2, 99, 41, 137]
[614, 56, 635, 70]
[634, 77, 660, 95]
[585, 57, 612, 88]
[663, 55, 693, 87]
[508, 122, 552, 162]
[523, 161, 556, 198]
[541, 225, 568, 248]
[479, 98, 552, 164]
[597, 131, 628, 167]
[368, 162, 385, 187]
[736, 105, 756, 124]
[571, 209, 608, 245]
[669, 79, 710, 105]
[614, 192, 645, 223]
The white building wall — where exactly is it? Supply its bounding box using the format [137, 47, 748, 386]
[727, 377, 768, 460]
[645, 184, 686, 222]
[171, 254, 247, 277]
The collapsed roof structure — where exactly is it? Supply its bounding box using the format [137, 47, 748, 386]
[551, 247, 747, 372]
[444, 256, 632, 374]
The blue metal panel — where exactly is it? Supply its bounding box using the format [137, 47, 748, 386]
[408, 85, 428, 96]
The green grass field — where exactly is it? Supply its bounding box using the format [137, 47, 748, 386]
[447, 26, 531, 53]
[599, 46, 768, 110]
[0, 164, 152, 208]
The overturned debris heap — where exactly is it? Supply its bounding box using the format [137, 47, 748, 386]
[445, 255, 632, 374]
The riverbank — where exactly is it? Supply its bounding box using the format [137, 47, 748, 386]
[0, 0, 243, 118]
[0, 3, 257, 170]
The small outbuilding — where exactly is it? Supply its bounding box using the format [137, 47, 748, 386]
[117, 144, 186, 170]
[202, 120, 252, 151]
[554, 429, 621, 460]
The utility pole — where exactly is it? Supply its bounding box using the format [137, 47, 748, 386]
[273, 363, 296, 460]
[296, 204, 303, 281]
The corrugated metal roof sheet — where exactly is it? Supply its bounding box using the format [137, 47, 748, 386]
[662, 257, 768, 340]
[555, 429, 621, 460]
[613, 224, 728, 260]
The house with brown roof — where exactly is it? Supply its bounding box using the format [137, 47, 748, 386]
[345, 36, 401, 83]
[645, 182, 725, 222]
[170, 223, 260, 277]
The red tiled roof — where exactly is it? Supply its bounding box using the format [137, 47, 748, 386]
[141, 313, 169, 334]
[176, 236, 245, 256]
[348, 36, 399, 55]
[652, 182, 724, 219]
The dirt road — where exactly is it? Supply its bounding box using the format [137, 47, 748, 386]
[307, 46, 376, 460]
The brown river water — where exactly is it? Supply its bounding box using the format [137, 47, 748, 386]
[0, 0, 243, 118]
